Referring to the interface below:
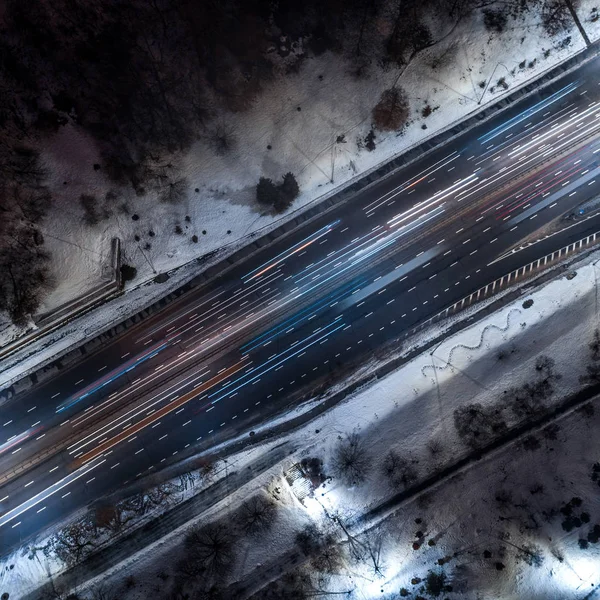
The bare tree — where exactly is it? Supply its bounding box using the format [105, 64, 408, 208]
[207, 122, 237, 156]
[93, 502, 133, 534]
[372, 87, 409, 131]
[161, 178, 188, 204]
[332, 432, 370, 485]
[380, 449, 418, 489]
[184, 521, 236, 580]
[45, 519, 96, 566]
[238, 493, 277, 535]
[453, 403, 508, 449]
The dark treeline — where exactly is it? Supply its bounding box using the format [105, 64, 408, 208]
[0, 0, 572, 324]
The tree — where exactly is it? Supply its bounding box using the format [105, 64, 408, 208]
[483, 9, 508, 33]
[238, 493, 277, 535]
[184, 521, 235, 580]
[311, 542, 345, 574]
[0, 229, 53, 326]
[256, 177, 280, 207]
[207, 122, 237, 156]
[161, 178, 188, 204]
[372, 87, 409, 131]
[332, 432, 369, 485]
[46, 519, 96, 566]
[296, 524, 328, 557]
[87, 584, 119, 600]
[93, 502, 132, 534]
[425, 570, 452, 597]
[453, 403, 507, 449]
[280, 172, 300, 203]
[542, 0, 572, 36]
[381, 449, 417, 488]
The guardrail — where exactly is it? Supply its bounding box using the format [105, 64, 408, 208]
[411, 229, 600, 334]
[0, 238, 122, 363]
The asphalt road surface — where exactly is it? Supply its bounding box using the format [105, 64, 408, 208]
[2, 59, 600, 554]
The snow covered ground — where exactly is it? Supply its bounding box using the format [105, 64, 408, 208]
[1, 3, 598, 377]
[3, 237, 600, 599]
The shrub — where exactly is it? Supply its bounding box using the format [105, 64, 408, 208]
[425, 570, 452, 596]
[364, 129, 376, 151]
[256, 173, 300, 213]
[120, 264, 137, 282]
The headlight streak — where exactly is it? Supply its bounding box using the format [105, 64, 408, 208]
[474, 103, 578, 164]
[495, 162, 588, 219]
[459, 117, 600, 206]
[241, 220, 341, 283]
[291, 228, 390, 285]
[134, 287, 226, 345]
[240, 279, 366, 354]
[0, 426, 44, 457]
[71, 360, 250, 469]
[387, 174, 478, 228]
[506, 163, 600, 226]
[136, 267, 284, 346]
[55, 342, 169, 413]
[363, 152, 461, 215]
[0, 457, 106, 528]
[66, 368, 212, 456]
[207, 319, 346, 404]
[507, 102, 600, 160]
[477, 80, 579, 144]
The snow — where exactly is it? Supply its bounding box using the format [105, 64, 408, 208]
[0, 4, 595, 381]
[4, 240, 600, 600]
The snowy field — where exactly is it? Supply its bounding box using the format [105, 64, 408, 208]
[4, 239, 600, 599]
[2, 3, 600, 371]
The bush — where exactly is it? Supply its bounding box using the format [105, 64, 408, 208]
[300, 457, 326, 487]
[279, 172, 300, 203]
[372, 87, 409, 132]
[332, 432, 369, 485]
[120, 264, 137, 282]
[483, 9, 507, 33]
[364, 129, 376, 151]
[0, 231, 53, 326]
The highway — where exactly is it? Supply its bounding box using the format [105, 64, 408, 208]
[2, 59, 600, 555]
